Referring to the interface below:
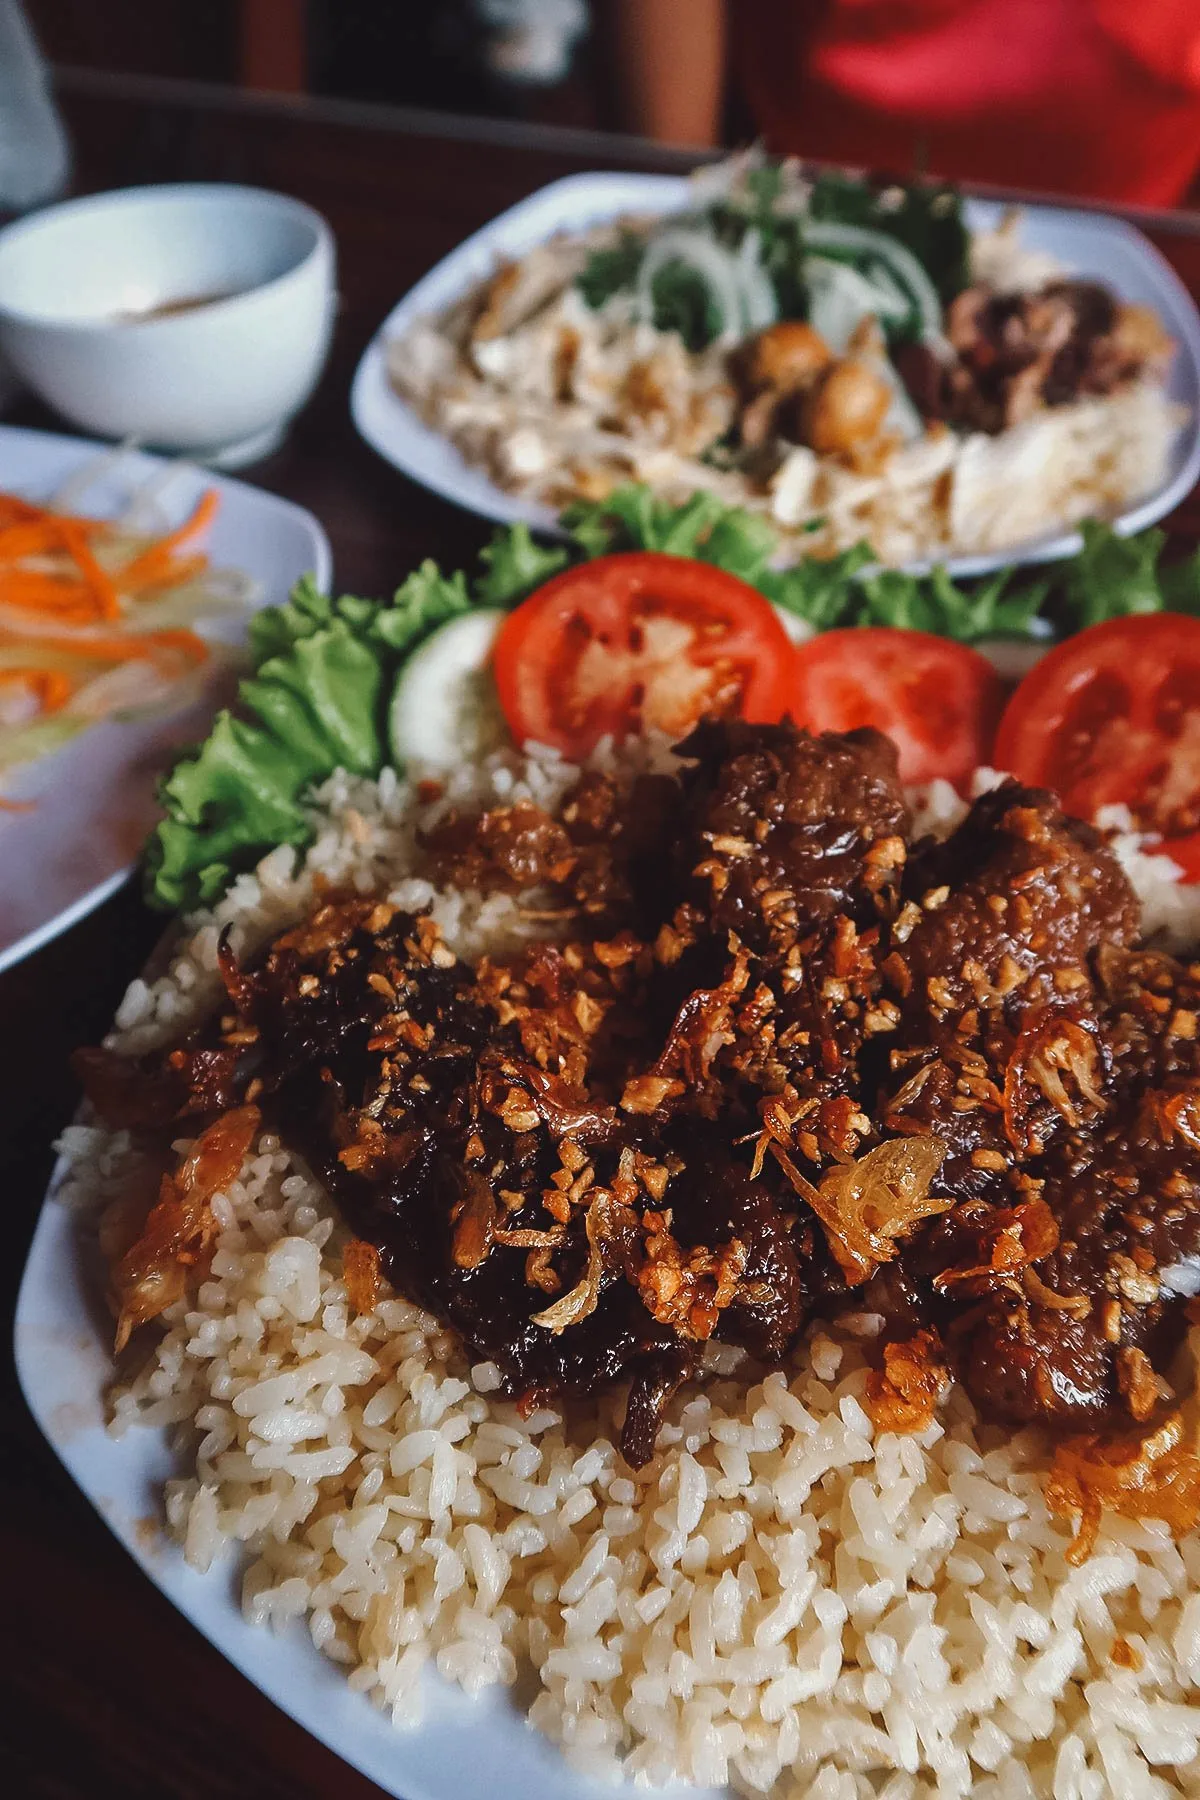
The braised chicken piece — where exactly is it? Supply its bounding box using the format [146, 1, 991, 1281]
[658, 720, 911, 1169]
[1095, 943, 1200, 1097]
[875, 783, 1195, 1430]
[892, 781, 1139, 1014]
[195, 895, 812, 1468]
[422, 767, 680, 931]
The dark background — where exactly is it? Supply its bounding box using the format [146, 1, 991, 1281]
[27, 0, 626, 131]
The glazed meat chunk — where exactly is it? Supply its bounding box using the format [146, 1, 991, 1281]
[881, 783, 1139, 1196]
[653, 722, 911, 1165]
[891, 781, 1139, 1020]
[672, 720, 910, 953]
[1096, 943, 1200, 1099]
[423, 767, 680, 931]
[201, 896, 812, 1469]
[943, 280, 1172, 432]
[956, 1086, 1200, 1427]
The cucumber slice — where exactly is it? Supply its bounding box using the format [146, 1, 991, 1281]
[387, 607, 509, 769]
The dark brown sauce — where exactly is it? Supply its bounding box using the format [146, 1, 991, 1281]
[115, 289, 240, 324]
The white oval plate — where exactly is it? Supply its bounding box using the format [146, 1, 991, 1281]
[351, 172, 1200, 578]
[0, 424, 331, 974]
[15, 1152, 692, 1800]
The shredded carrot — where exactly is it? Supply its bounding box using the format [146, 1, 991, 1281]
[0, 667, 74, 713]
[0, 517, 102, 559]
[0, 496, 47, 529]
[117, 489, 220, 590]
[0, 626, 211, 667]
[0, 481, 223, 800]
[58, 519, 122, 620]
[34, 670, 73, 711]
[119, 550, 210, 596]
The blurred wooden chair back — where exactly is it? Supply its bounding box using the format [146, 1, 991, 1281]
[238, 0, 306, 93]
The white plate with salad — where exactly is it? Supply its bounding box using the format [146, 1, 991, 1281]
[0, 423, 331, 973]
[354, 160, 1200, 575]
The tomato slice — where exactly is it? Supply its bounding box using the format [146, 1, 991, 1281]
[992, 613, 1200, 834]
[787, 626, 1006, 788]
[492, 552, 797, 757]
[1160, 832, 1200, 884]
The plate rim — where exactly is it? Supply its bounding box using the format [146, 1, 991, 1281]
[350, 170, 1200, 575]
[0, 419, 335, 590]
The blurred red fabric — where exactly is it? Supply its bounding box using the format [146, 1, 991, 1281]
[735, 0, 1200, 205]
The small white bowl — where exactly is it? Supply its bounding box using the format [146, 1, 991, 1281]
[0, 183, 336, 466]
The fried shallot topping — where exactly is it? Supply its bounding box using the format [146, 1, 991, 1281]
[864, 1329, 949, 1434]
[343, 1238, 383, 1314]
[771, 1136, 949, 1286]
[1045, 1412, 1200, 1565]
[86, 722, 1200, 1527]
[110, 1105, 260, 1351]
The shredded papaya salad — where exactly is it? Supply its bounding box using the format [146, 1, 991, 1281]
[145, 481, 1200, 913]
[0, 475, 251, 804]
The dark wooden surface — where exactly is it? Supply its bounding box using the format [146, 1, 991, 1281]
[6, 71, 1200, 1798]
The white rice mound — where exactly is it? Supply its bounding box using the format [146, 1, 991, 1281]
[59, 747, 1200, 1799]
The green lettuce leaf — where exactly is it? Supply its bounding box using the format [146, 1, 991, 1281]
[563, 485, 779, 579]
[145, 711, 322, 913]
[372, 561, 473, 654]
[249, 573, 378, 662]
[474, 523, 569, 607]
[1060, 522, 1169, 630]
[762, 545, 873, 631]
[1159, 547, 1200, 613]
[148, 603, 387, 912]
[850, 563, 1051, 642]
[242, 620, 384, 778]
[146, 560, 491, 913]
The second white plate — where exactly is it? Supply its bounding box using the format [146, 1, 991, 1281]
[351, 172, 1200, 578]
[0, 424, 332, 974]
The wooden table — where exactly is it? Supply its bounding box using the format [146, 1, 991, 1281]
[6, 69, 1200, 1798]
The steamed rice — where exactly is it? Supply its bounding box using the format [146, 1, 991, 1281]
[59, 745, 1200, 1799]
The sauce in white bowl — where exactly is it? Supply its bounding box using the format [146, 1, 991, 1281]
[0, 183, 336, 466]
